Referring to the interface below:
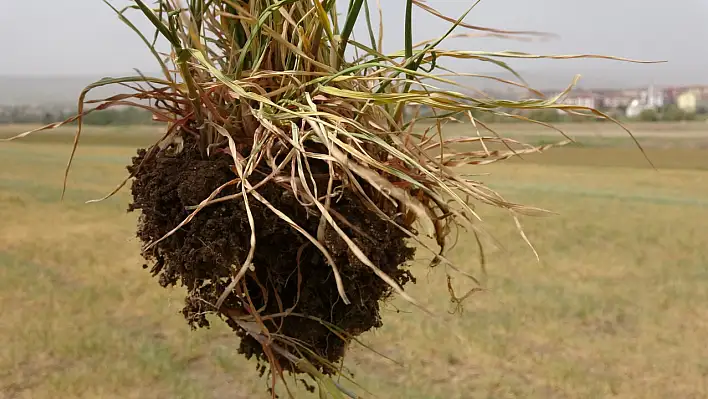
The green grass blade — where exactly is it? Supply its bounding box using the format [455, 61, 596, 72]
[404, 0, 413, 61]
[132, 0, 181, 49]
[362, 0, 378, 52]
[103, 2, 173, 83]
[339, 0, 365, 63]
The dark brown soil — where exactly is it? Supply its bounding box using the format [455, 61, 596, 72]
[127, 134, 415, 374]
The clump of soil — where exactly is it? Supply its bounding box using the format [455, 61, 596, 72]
[127, 134, 416, 373]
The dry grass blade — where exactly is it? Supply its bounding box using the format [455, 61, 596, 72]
[224, 313, 355, 399]
[213, 124, 258, 310]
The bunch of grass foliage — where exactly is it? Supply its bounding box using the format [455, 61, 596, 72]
[3, 0, 657, 397]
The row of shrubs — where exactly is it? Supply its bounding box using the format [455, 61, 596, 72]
[5, 105, 705, 126]
[0, 107, 156, 126]
[471, 105, 705, 124]
[405, 104, 705, 124]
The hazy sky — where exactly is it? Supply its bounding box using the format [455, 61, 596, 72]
[2, 0, 708, 86]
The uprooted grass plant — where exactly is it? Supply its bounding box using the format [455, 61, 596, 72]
[2, 0, 659, 397]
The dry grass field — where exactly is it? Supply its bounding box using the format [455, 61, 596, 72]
[1, 123, 708, 398]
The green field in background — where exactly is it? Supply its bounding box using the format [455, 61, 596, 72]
[1, 125, 708, 398]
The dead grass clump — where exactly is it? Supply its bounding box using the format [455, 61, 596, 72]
[2, 0, 658, 397]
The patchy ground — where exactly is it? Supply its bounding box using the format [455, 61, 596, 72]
[2, 125, 708, 398]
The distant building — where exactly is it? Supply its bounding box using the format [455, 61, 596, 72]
[662, 85, 708, 113]
[596, 90, 634, 109]
[663, 87, 682, 105]
[677, 90, 700, 113]
[559, 91, 597, 109]
[625, 85, 665, 118]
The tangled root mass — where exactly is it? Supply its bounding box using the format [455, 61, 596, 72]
[127, 135, 415, 372]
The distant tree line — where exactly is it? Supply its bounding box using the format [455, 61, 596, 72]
[404, 104, 705, 124]
[0, 107, 156, 126]
[497, 106, 702, 124]
[633, 105, 700, 122]
[81, 108, 156, 126]
[6, 103, 704, 126]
